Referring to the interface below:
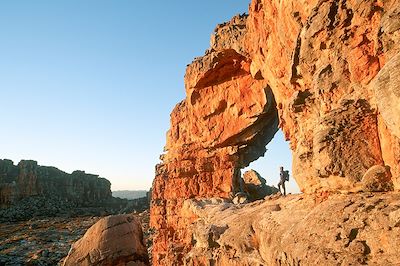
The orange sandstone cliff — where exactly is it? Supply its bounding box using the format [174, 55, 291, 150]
[151, 0, 400, 265]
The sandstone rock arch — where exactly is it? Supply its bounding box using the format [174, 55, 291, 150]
[151, 1, 400, 264]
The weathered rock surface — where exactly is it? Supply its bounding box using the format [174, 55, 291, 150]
[63, 214, 150, 266]
[372, 53, 400, 139]
[242, 170, 278, 201]
[182, 192, 400, 265]
[245, 0, 400, 193]
[0, 159, 112, 207]
[151, 0, 400, 264]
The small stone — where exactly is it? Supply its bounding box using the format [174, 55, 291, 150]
[232, 192, 248, 205]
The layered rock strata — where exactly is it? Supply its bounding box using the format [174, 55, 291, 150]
[0, 159, 111, 207]
[151, 0, 400, 264]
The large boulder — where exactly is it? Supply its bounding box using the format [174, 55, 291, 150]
[362, 165, 394, 192]
[242, 170, 278, 201]
[63, 214, 149, 266]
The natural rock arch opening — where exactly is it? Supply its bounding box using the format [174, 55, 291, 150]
[228, 84, 300, 197]
[241, 129, 301, 195]
[223, 85, 301, 197]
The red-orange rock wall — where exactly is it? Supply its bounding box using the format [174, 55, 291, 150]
[246, 0, 400, 193]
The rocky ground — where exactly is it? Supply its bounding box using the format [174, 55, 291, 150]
[0, 195, 149, 223]
[182, 192, 400, 265]
[0, 210, 151, 266]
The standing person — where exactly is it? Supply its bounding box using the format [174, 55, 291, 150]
[278, 166, 289, 196]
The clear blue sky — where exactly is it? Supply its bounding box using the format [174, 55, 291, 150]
[0, 1, 298, 193]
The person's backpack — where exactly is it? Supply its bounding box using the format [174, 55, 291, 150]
[283, 170, 289, 181]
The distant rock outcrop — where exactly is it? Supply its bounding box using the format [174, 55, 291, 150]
[150, 0, 400, 264]
[0, 160, 153, 222]
[0, 159, 112, 208]
[63, 214, 150, 266]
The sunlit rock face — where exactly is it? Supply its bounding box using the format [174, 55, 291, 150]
[0, 159, 112, 207]
[151, 0, 400, 264]
[246, 0, 400, 193]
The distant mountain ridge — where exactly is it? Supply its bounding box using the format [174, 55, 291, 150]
[0, 159, 111, 208]
[112, 190, 147, 200]
[0, 159, 151, 222]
